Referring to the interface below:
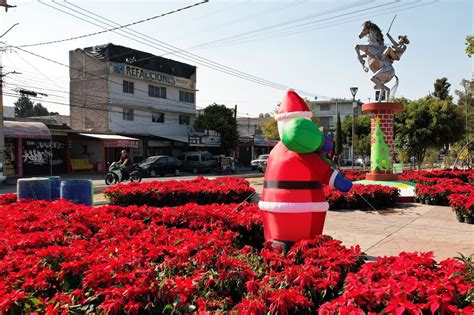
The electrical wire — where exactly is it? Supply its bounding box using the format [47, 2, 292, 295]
[17, 0, 210, 48]
[47, 1, 312, 95]
[14, 1, 328, 99]
[204, 0, 435, 49]
[188, 0, 379, 49]
[169, 0, 306, 43]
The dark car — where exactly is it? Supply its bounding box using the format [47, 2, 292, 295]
[139, 155, 182, 177]
[177, 151, 217, 174]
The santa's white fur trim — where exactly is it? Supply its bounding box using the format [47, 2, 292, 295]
[258, 201, 329, 213]
[274, 111, 313, 121]
[329, 170, 338, 189]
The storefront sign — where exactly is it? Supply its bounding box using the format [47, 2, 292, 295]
[103, 139, 139, 148]
[110, 63, 195, 90]
[188, 128, 220, 147]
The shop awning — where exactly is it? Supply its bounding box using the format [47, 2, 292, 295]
[157, 134, 188, 143]
[4, 121, 51, 139]
[79, 133, 139, 148]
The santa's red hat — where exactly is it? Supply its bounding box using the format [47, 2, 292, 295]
[275, 89, 313, 121]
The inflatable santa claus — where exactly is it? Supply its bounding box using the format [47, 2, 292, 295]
[258, 89, 353, 248]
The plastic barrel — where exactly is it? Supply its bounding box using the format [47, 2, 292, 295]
[17, 178, 52, 201]
[43, 176, 61, 200]
[60, 180, 93, 206]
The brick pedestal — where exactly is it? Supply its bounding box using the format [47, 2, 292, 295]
[362, 102, 403, 181]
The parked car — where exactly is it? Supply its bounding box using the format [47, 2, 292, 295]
[251, 154, 269, 170]
[139, 155, 182, 177]
[177, 151, 217, 174]
[257, 159, 267, 173]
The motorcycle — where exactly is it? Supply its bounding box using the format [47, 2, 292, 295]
[105, 162, 143, 185]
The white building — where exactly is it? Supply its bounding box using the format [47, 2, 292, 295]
[69, 44, 197, 160]
[309, 99, 363, 132]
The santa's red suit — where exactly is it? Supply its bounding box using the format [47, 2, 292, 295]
[259, 142, 337, 242]
[258, 89, 339, 243]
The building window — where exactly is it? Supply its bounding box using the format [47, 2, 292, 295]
[148, 85, 166, 98]
[123, 108, 134, 121]
[320, 104, 330, 111]
[319, 117, 332, 130]
[152, 112, 165, 123]
[179, 115, 190, 125]
[123, 80, 134, 94]
[179, 91, 195, 103]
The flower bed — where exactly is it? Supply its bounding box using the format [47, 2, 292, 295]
[401, 169, 474, 183]
[448, 193, 474, 222]
[340, 170, 368, 181]
[319, 252, 473, 313]
[0, 193, 16, 205]
[103, 176, 255, 207]
[325, 184, 399, 210]
[0, 200, 365, 313]
[415, 182, 474, 206]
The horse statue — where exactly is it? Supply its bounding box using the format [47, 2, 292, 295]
[355, 20, 409, 102]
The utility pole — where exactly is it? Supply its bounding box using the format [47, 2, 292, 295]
[1, 23, 19, 169]
[350, 87, 358, 170]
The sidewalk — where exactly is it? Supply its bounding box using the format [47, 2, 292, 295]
[252, 184, 474, 261]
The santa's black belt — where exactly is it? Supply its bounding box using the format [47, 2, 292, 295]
[263, 180, 322, 189]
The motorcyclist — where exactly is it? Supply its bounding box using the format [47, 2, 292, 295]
[118, 150, 133, 179]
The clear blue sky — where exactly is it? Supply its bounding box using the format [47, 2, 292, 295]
[1, 0, 472, 117]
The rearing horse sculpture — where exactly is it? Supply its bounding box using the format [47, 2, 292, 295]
[355, 21, 407, 102]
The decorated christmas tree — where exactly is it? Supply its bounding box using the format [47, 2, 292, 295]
[370, 117, 392, 172]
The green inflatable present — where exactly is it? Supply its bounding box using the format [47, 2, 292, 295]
[282, 117, 323, 153]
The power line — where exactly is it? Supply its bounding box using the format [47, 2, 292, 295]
[169, 0, 306, 43]
[203, 0, 435, 49]
[188, 0, 398, 49]
[17, 0, 210, 48]
[14, 1, 328, 99]
[40, 1, 297, 93]
[49, 1, 310, 95]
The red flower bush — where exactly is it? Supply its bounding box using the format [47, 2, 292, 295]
[448, 194, 474, 218]
[325, 184, 399, 210]
[401, 169, 474, 183]
[319, 252, 473, 314]
[415, 182, 474, 206]
[340, 170, 368, 181]
[0, 193, 17, 205]
[104, 176, 255, 207]
[0, 200, 364, 314]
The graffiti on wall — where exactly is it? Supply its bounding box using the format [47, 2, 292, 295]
[22, 139, 68, 175]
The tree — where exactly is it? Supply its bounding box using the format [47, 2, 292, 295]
[14, 95, 58, 117]
[341, 114, 371, 148]
[335, 112, 343, 159]
[195, 103, 239, 155]
[466, 35, 474, 57]
[261, 116, 279, 140]
[370, 118, 392, 172]
[455, 79, 474, 140]
[394, 97, 465, 169]
[432, 77, 452, 101]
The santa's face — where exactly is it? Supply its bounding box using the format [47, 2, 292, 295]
[277, 117, 311, 138]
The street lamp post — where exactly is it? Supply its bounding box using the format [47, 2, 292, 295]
[350, 87, 358, 170]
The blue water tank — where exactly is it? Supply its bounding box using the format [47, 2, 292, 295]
[17, 178, 52, 201]
[60, 180, 93, 206]
[44, 176, 61, 199]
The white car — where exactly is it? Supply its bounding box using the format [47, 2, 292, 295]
[251, 154, 269, 170]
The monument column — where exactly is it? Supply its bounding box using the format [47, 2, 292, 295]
[362, 102, 403, 181]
